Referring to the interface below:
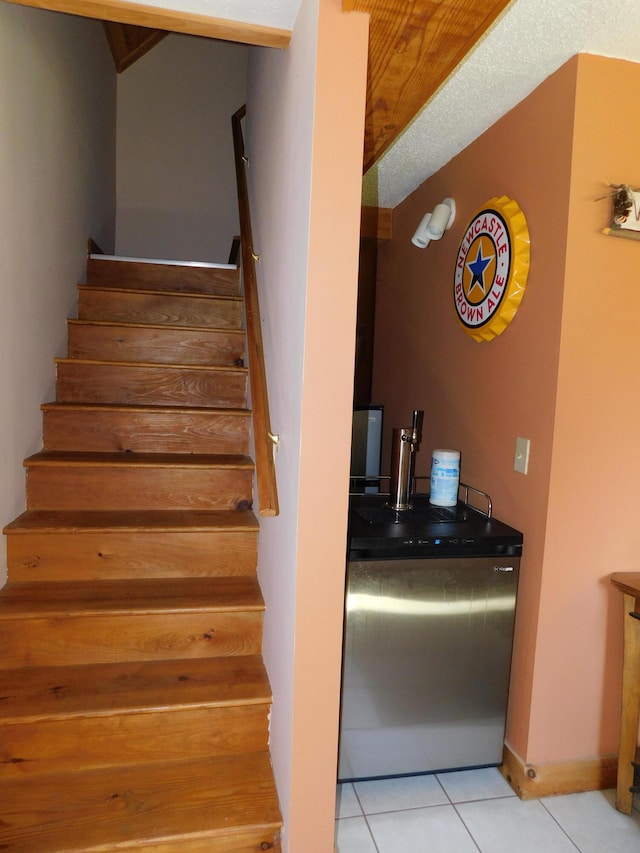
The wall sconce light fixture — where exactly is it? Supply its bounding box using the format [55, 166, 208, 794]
[411, 198, 456, 248]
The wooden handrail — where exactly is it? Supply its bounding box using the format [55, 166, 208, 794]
[232, 106, 279, 518]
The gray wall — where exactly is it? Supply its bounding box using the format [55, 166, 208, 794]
[0, 4, 116, 584]
[245, 0, 368, 848]
[115, 34, 248, 263]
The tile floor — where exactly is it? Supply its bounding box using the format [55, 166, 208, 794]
[335, 768, 640, 852]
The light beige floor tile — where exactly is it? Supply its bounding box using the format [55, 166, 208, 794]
[456, 796, 578, 853]
[541, 788, 640, 853]
[336, 783, 363, 819]
[335, 816, 378, 853]
[368, 804, 479, 853]
[354, 774, 448, 814]
[336, 769, 640, 853]
[437, 767, 516, 803]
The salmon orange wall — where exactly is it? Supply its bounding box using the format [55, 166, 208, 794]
[374, 53, 640, 768]
[290, 0, 368, 848]
[527, 54, 640, 762]
[373, 58, 578, 762]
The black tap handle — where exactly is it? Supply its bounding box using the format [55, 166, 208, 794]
[412, 410, 424, 445]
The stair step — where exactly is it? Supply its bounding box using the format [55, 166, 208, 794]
[24, 452, 254, 511]
[5, 509, 259, 580]
[0, 577, 264, 616]
[55, 358, 248, 408]
[0, 752, 281, 851]
[0, 578, 264, 667]
[0, 251, 283, 848]
[67, 319, 246, 366]
[87, 255, 242, 296]
[77, 285, 243, 329]
[41, 402, 251, 454]
[0, 656, 270, 776]
[0, 655, 269, 722]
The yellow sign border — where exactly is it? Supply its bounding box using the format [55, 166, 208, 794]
[453, 196, 530, 343]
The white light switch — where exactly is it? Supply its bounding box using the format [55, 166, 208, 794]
[514, 437, 530, 475]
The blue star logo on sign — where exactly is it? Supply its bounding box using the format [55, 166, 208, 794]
[466, 244, 494, 297]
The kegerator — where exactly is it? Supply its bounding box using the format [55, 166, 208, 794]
[338, 412, 523, 781]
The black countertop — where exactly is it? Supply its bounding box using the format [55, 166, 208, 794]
[348, 492, 523, 559]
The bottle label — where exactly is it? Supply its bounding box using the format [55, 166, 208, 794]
[430, 458, 460, 506]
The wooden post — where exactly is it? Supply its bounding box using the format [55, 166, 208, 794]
[610, 574, 640, 814]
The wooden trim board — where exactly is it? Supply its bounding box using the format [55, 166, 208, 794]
[2, 0, 291, 47]
[360, 206, 393, 241]
[103, 22, 169, 73]
[500, 742, 619, 800]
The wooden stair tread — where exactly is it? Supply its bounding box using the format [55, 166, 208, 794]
[41, 401, 250, 416]
[0, 577, 264, 617]
[55, 360, 248, 410]
[86, 257, 242, 298]
[0, 752, 280, 852]
[24, 451, 254, 468]
[0, 656, 270, 723]
[76, 288, 244, 331]
[67, 318, 246, 336]
[66, 322, 246, 366]
[55, 356, 248, 374]
[78, 283, 243, 303]
[4, 508, 259, 534]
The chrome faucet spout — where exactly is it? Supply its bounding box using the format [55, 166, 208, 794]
[388, 410, 424, 511]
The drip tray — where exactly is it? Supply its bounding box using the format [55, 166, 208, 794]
[355, 505, 464, 525]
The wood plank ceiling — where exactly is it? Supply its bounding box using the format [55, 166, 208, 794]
[345, 0, 513, 171]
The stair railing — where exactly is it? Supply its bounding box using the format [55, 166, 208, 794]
[232, 105, 279, 518]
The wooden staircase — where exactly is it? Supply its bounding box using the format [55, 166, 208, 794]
[0, 255, 282, 851]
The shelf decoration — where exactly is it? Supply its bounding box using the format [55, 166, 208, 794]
[453, 195, 530, 343]
[601, 184, 640, 241]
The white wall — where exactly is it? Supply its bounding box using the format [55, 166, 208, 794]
[0, 3, 116, 583]
[246, 7, 317, 842]
[115, 34, 247, 263]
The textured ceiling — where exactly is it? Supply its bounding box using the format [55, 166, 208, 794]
[364, 0, 640, 208]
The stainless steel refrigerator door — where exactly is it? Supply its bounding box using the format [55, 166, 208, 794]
[338, 556, 520, 781]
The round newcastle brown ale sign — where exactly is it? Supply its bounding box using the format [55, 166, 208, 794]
[453, 196, 530, 342]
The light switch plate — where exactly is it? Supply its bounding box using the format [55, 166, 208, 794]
[514, 436, 530, 475]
